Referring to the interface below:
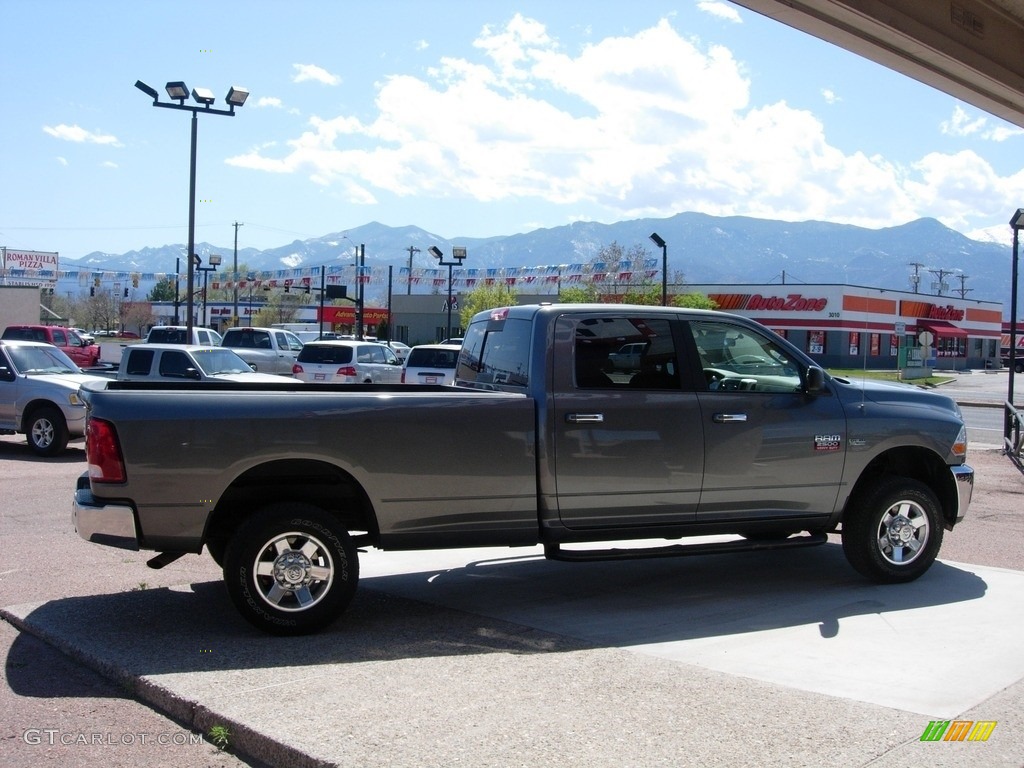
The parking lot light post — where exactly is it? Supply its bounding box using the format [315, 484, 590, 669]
[135, 79, 248, 338]
[195, 254, 221, 328]
[1009, 209, 1023, 446]
[429, 246, 466, 342]
[650, 232, 667, 306]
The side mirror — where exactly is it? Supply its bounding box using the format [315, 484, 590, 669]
[805, 366, 826, 394]
[184, 367, 202, 380]
[0, 364, 14, 382]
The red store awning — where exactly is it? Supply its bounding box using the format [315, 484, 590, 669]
[918, 320, 968, 338]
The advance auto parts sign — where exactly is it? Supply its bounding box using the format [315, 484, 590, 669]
[708, 292, 828, 312]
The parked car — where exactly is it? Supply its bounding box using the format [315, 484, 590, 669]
[221, 326, 304, 375]
[401, 344, 461, 384]
[439, 337, 464, 345]
[384, 340, 411, 362]
[292, 340, 403, 383]
[145, 326, 223, 346]
[1, 325, 101, 369]
[69, 327, 95, 344]
[117, 344, 290, 383]
[605, 342, 647, 372]
[0, 339, 108, 455]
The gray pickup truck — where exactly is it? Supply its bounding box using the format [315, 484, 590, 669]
[220, 326, 304, 375]
[73, 304, 973, 635]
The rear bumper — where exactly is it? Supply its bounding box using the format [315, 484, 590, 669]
[72, 474, 138, 550]
[951, 463, 974, 524]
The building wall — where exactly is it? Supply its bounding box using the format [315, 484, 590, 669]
[0, 286, 46, 330]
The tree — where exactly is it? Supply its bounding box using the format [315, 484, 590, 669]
[459, 283, 518, 328]
[559, 284, 600, 303]
[673, 292, 719, 310]
[148, 278, 178, 302]
[621, 284, 663, 306]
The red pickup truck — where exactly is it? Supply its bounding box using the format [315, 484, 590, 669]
[1, 325, 101, 369]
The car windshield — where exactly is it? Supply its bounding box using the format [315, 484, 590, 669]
[8, 345, 81, 374]
[192, 348, 254, 375]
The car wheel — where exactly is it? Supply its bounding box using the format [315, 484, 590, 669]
[842, 477, 943, 583]
[223, 503, 359, 635]
[26, 406, 69, 457]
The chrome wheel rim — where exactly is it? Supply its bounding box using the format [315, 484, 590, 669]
[876, 500, 929, 566]
[252, 531, 334, 612]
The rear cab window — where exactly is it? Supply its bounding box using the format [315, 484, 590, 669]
[457, 312, 532, 389]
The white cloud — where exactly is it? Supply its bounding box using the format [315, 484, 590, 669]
[228, 16, 1024, 233]
[256, 96, 284, 108]
[821, 88, 840, 104]
[43, 124, 122, 147]
[56, 156, 68, 166]
[941, 104, 1024, 142]
[292, 63, 341, 86]
[697, 1, 742, 23]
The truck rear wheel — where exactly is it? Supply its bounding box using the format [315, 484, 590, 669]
[26, 406, 70, 457]
[842, 477, 943, 583]
[223, 503, 359, 635]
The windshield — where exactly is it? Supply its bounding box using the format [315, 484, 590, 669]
[8, 345, 81, 375]
[191, 348, 255, 375]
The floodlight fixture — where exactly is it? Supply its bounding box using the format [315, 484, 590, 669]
[165, 81, 189, 101]
[649, 232, 666, 249]
[135, 80, 159, 100]
[428, 246, 443, 259]
[191, 86, 216, 105]
[226, 86, 249, 107]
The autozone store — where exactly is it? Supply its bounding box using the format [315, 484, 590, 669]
[688, 283, 1003, 371]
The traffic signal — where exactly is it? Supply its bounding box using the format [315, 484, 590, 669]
[90, 287, 95, 297]
[304, 284, 310, 294]
[284, 284, 290, 293]
[124, 288, 129, 297]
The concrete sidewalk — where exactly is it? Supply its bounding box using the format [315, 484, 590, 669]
[3, 445, 1023, 768]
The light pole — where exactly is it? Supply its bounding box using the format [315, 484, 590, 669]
[135, 79, 249, 337]
[1008, 209, 1023, 447]
[195, 254, 222, 328]
[650, 232, 668, 306]
[429, 245, 466, 341]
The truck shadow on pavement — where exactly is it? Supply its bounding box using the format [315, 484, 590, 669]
[3, 542, 989, 694]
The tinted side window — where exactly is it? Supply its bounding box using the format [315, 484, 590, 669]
[125, 349, 154, 376]
[573, 316, 679, 390]
[52, 330, 67, 345]
[299, 345, 353, 364]
[158, 350, 191, 377]
[689, 320, 801, 393]
[457, 317, 531, 388]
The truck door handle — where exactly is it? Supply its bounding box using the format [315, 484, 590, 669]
[713, 413, 748, 423]
[566, 413, 604, 424]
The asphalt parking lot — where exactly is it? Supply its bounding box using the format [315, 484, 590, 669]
[2, 370, 1022, 767]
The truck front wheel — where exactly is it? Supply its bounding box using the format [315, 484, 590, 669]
[842, 477, 943, 583]
[26, 406, 70, 457]
[223, 503, 359, 635]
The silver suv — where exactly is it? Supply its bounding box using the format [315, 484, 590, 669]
[292, 341, 402, 383]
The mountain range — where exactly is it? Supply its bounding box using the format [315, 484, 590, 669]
[62, 213, 1014, 313]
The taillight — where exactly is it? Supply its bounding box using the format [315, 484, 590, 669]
[337, 366, 357, 377]
[401, 369, 406, 383]
[86, 417, 126, 483]
[292, 363, 303, 374]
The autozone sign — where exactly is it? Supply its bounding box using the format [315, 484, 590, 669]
[709, 293, 828, 312]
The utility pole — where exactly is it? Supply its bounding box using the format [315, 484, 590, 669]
[928, 267, 954, 296]
[405, 245, 420, 294]
[908, 262, 925, 293]
[954, 274, 972, 299]
[232, 221, 243, 326]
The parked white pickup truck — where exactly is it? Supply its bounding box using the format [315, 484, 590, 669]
[117, 344, 287, 383]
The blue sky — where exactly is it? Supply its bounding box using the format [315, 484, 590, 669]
[3, 0, 1024, 263]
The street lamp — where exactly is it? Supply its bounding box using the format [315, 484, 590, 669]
[135, 79, 249, 337]
[195, 254, 222, 327]
[650, 232, 667, 306]
[1008, 209, 1023, 447]
[429, 245, 466, 341]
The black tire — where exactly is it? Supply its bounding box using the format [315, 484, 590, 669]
[206, 538, 227, 567]
[842, 477, 943, 583]
[223, 503, 359, 635]
[26, 406, 70, 457]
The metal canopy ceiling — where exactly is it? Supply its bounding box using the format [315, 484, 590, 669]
[731, 0, 1024, 128]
